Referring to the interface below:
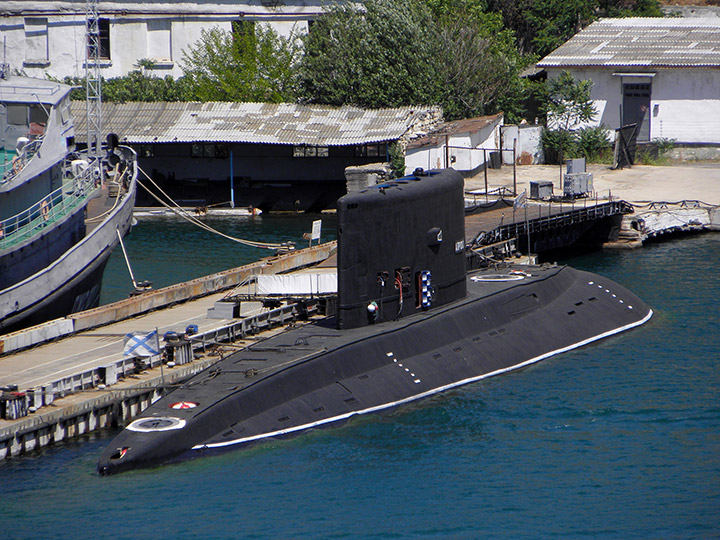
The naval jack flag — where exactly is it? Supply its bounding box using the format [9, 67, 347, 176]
[123, 329, 160, 357]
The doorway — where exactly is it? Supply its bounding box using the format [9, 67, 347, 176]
[622, 82, 651, 142]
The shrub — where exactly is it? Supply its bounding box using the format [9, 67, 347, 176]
[576, 125, 611, 162]
[653, 137, 676, 155]
[541, 127, 577, 165]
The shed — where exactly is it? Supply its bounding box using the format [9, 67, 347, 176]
[537, 18, 720, 152]
[404, 113, 503, 176]
[70, 101, 441, 211]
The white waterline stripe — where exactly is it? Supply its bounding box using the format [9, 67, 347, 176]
[193, 309, 653, 451]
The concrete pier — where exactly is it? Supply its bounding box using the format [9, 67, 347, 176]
[466, 163, 720, 248]
[0, 242, 336, 461]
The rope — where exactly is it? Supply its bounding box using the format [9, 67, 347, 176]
[85, 166, 127, 223]
[136, 166, 291, 251]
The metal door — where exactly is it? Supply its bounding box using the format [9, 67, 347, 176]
[622, 82, 651, 142]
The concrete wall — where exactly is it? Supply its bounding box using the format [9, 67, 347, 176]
[0, 1, 325, 79]
[545, 67, 720, 144]
[500, 124, 544, 165]
[404, 117, 502, 175]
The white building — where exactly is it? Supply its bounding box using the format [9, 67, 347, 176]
[0, 1, 332, 79]
[537, 18, 720, 146]
[404, 113, 503, 176]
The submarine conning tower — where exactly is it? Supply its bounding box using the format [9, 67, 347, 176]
[336, 168, 467, 330]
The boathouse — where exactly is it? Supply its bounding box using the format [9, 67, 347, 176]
[0, 1, 339, 80]
[70, 101, 441, 211]
[537, 18, 720, 158]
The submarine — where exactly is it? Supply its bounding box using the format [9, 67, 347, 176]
[98, 169, 652, 474]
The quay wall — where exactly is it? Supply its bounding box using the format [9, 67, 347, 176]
[0, 241, 337, 355]
[0, 358, 218, 462]
[0, 242, 336, 462]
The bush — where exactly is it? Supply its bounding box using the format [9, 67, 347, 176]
[541, 127, 577, 165]
[542, 125, 611, 164]
[653, 137, 676, 155]
[576, 125, 611, 162]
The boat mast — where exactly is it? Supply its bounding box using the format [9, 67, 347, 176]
[85, 0, 103, 164]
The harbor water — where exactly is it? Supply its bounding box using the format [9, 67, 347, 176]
[1, 216, 718, 539]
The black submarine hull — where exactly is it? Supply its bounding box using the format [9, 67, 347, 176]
[98, 263, 651, 474]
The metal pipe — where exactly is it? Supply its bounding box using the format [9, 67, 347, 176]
[483, 149, 488, 204]
[229, 149, 235, 208]
[512, 138, 517, 196]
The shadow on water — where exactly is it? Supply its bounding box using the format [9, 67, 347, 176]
[101, 213, 337, 304]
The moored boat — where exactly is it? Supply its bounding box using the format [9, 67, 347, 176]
[0, 73, 137, 333]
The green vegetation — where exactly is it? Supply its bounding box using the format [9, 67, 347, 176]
[636, 137, 677, 165]
[541, 71, 611, 164]
[58, 0, 662, 162]
[181, 22, 302, 102]
[299, 0, 441, 109]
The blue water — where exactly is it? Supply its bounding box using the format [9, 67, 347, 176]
[100, 213, 337, 304]
[2, 225, 719, 539]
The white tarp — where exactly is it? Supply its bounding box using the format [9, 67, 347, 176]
[254, 273, 337, 296]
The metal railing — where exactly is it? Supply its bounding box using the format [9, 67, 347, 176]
[0, 159, 98, 251]
[0, 137, 44, 184]
[472, 200, 634, 247]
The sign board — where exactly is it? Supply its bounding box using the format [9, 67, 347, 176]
[311, 219, 322, 241]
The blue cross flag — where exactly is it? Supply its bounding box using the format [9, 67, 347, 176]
[123, 330, 160, 357]
[513, 190, 527, 209]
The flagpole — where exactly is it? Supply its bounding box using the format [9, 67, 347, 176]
[525, 195, 530, 256]
[156, 327, 165, 393]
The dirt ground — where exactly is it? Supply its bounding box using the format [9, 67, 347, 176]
[465, 162, 720, 206]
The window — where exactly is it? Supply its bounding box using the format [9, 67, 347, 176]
[147, 19, 172, 62]
[29, 104, 48, 125]
[623, 83, 651, 98]
[137, 144, 154, 158]
[99, 19, 111, 59]
[354, 142, 388, 157]
[7, 104, 27, 126]
[191, 143, 229, 158]
[24, 18, 49, 65]
[88, 18, 111, 60]
[293, 145, 329, 158]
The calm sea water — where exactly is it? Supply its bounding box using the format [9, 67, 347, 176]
[100, 213, 338, 305]
[2, 219, 718, 539]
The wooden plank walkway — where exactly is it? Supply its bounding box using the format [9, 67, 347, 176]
[465, 199, 632, 247]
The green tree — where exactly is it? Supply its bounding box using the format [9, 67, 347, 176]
[299, 0, 442, 108]
[300, 0, 528, 121]
[435, 9, 529, 121]
[180, 22, 301, 102]
[541, 71, 598, 163]
[486, 0, 663, 56]
[546, 71, 596, 131]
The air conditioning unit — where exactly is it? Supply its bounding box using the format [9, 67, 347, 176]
[563, 172, 593, 198]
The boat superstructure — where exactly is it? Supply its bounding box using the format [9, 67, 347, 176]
[0, 74, 137, 332]
[98, 169, 651, 474]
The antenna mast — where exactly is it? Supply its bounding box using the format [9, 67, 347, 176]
[85, 0, 102, 161]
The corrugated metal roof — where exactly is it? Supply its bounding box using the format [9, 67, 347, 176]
[537, 18, 720, 68]
[407, 113, 503, 149]
[70, 101, 428, 145]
